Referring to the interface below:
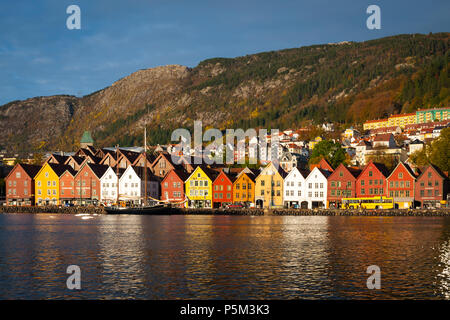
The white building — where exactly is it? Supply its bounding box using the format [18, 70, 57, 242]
[117, 166, 159, 205]
[283, 167, 308, 208]
[100, 166, 119, 205]
[304, 167, 332, 209]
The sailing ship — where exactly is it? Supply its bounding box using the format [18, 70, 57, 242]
[104, 127, 185, 215]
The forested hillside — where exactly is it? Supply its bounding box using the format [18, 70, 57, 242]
[0, 32, 448, 152]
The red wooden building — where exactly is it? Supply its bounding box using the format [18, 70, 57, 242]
[310, 158, 334, 172]
[59, 168, 77, 205]
[212, 170, 235, 208]
[5, 163, 41, 206]
[160, 169, 189, 207]
[415, 164, 449, 208]
[386, 162, 417, 209]
[327, 164, 361, 208]
[73, 163, 109, 205]
[356, 161, 390, 198]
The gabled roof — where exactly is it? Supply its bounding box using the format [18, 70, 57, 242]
[47, 154, 70, 164]
[119, 149, 141, 164]
[20, 163, 42, 179]
[213, 169, 237, 184]
[328, 163, 360, 180]
[162, 168, 190, 183]
[65, 155, 85, 166]
[373, 133, 393, 142]
[85, 163, 110, 179]
[134, 166, 160, 182]
[358, 161, 390, 179]
[48, 163, 77, 177]
[285, 166, 309, 181]
[417, 164, 448, 181]
[5, 163, 42, 180]
[387, 162, 417, 180]
[309, 158, 334, 172]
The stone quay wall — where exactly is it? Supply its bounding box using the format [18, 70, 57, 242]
[0, 206, 449, 216]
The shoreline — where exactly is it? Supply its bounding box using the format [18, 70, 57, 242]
[1, 206, 450, 216]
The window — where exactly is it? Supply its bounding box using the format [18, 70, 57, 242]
[398, 173, 403, 179]
[298, 190, 301, 196]
[361, 188, 365, 195]
[420, 190, 424, 197]
[369, 171, 373, 177]
[361, 180, 365, 186]
[16, 172, 21, 178]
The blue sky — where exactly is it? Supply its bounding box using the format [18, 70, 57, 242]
[0, 0, 449, 105]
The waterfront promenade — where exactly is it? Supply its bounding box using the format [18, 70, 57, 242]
[1, 205, 449, 216]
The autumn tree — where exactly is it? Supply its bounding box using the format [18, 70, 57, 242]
[309, 140, 348, 168]
[409, 128, 450, 172]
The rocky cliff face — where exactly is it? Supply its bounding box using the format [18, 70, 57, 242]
[0, 33, 448, 153]
[0, 95, 79, 151]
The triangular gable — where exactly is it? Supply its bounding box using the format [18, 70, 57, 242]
[387, 162, 417, 180]
[213, 170, 233, 185]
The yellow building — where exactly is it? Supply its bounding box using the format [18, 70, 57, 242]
[387, 113, 416, 128]
[363, 118, 389, 131]
[34, 163, 62, 205]
[233, 169, 256, 205]
[309, 136, 322, 150]
[185, 166, 214, 208]
[255, 162, 287, 208]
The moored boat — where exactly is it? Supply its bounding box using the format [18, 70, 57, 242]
[104, 204, 174, 215]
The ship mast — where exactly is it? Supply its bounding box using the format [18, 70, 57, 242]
[144, 126, 147, 206]
[116, 144, 119, 205]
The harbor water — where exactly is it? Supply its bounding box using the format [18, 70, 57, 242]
[0, 213, 449, 299]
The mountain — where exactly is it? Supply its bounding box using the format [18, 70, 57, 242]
[0, 32, 448, 153]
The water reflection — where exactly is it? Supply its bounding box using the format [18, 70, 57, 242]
[0, 214, 449, 299]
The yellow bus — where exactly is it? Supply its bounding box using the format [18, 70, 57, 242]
[342, 197, 394, 209]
